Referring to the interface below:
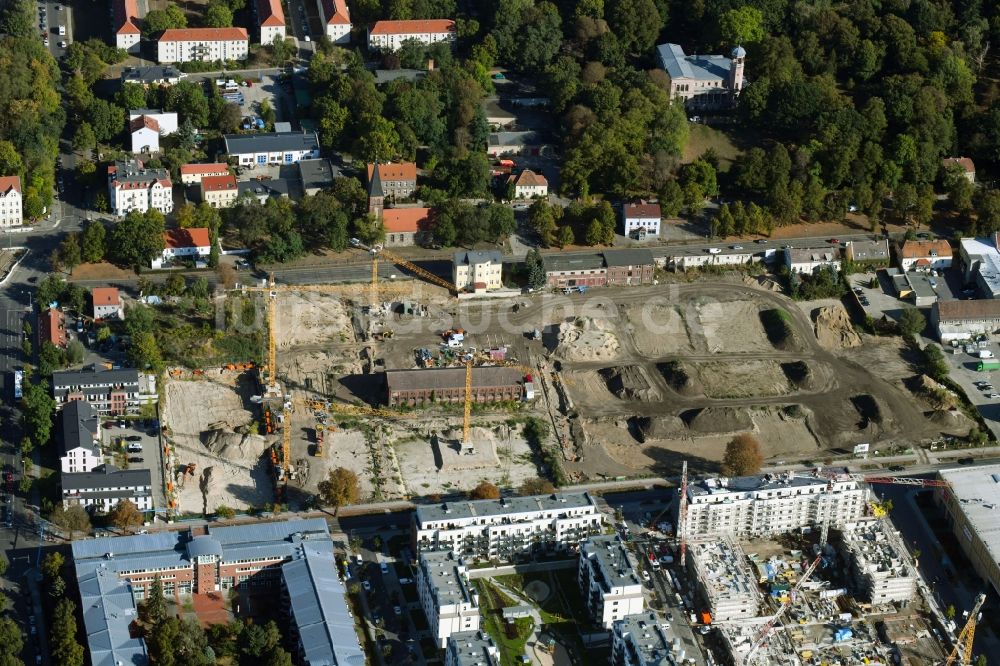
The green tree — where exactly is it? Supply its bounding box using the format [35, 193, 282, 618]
[529, 201, 559, 247]
[217, 103, 242, 134]
[585, 218, 604, 246]
[66, 340, 85, 365]
[71, 123, 97, 154]
[215, 505, 236, 519]
[486, 204, 516, 241]
[128, 331, 164, 372]
[317, 467, 360, 511]
[557, 224, 575, 248]
[520, 477, 555, 495]
[21, 381, 55, 444]
[0, 0, 35, 37]
[50, 598, 84, 666]
[110, 210, 165, 268]
[269, 36, 296, 64]
[142, 575, 167, 625]
[470, 481, 501, 499]
[719, 6, 765, 45]
[0, 616, 25, 666]
[57, 233, 82, 271]
[606, 0, 661, 53]
[491, 0, 563, 72]
[85, 98, 125, 143]
[110, 499, 144, 533]
[721, 433, 764, 476]
[899, 308, 926, 337]
[117, 83, 149, 110]
[945, 605, 956, 620]
[41, 551, 64, 580]
[143, 4, 187, 37]
[204, 1, 233, 26]
[525, 248, 546, 290]
[49, 504, 91, 539]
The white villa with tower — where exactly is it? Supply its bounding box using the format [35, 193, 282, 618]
[656, 43, 746, 108]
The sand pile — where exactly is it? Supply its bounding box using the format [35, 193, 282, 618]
[556, 317, 621, 361]
[203, 429, 270, 464]
[632, 416, 688, 442]
[928, 409, 975, 435]
[910, 374, 959, 410]
[682, 407, 754, 433]
[745, 275, 783, 292]
[814, 305, 862, 348]
[599, 366, 659, 401]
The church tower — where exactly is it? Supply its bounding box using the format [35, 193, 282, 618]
[728, 45, 746, 95]
[367, 162, 385, 218]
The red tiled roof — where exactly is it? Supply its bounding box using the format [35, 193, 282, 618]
[159, 27, 249, 42]
[256, 0, 285, 27]
[92, 288, 121, 306]
[900, 239, 952, 260]
[937, 299, 1000, 322]
[114, 0, 140, 35]
[201, 174, 237, 191]
[515, 170, 547, 187]
[367, 162, 417, 182]
[382, 207, 429, 233]
[0, 176, 21, 194]
[180, 163, 230, 176]
[40, 308, 65, 346]
[941, 157, 975, 174]
[369, 19, 455, 36]
[321, 0, 350, 25]
[130, 115, 160, 134]
[624, 202, 661, 218]
[164, 227, 211, 249]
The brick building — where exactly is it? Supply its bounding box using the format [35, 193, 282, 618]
[385, 367, 529, 407]
[604, 249, 655, 286]
[39, 307, 67, 348]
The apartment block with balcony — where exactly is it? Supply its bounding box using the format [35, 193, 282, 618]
[52, 368, 157, 415]
[679, 470, 868, 539]
[412, 492, 603, 563]
[841, 518, 916, 605]
[417, 550, 481, 648]
[62, 464, 153, 513]
[578, 535, 645, 628]
[446, 631, 500, 666]
[687, 538, 761, 621]
[611, 612, 685, 666]
[59, 400, 103, 474]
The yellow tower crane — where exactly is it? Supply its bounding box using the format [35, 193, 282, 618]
[266, 273, 278, 394]
[462, 359, 473, 447]
[352, 239, 459, 295]
[946, 593, 986, 665]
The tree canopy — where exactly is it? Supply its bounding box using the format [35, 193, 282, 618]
[317, 467, 360, 509]
[721, 434, 764, 477]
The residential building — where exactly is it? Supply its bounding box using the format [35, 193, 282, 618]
[656, 43, 746, 107]
[611, 612, 683, 666]
[224, 131, 320, 166]
[121, 66, 185, 87]
[445, 632, 500, 666]
[417, 551, 481, 648]
[92, 287, 123, 321]
[942, 157, 976, 183]
[412, 492, 604, 562]
[128, 109, 178, 135]
[679, 470, 869, 539]
[156, 27, 249, 64]
[840, 518, 916, 605]
[784, 247, 843, 275]
[0, 175, 22, 227]
[107, 160, 173, 217]
[129, 115, 161, 154]
[281, 538, 367, 666]
[386, 367, 529, 407]
[453, 250, 503, 291]
[508, 169, 548, 199]
[622, 203, 661, 239]
[298, 158, 334, 195]
[844, 239, 889, 264]
[367, 19, 456, 51]
[959, 236, 1000, 297]
[318, 0, 351, 43]
[72, 519, 362, 666]
[58, 400, 102, 474]
[236, 178, 291, 203]
[668, 247, 758, 271]
[604, 249, 655, 286]
[578, 536, 645, 628]
[113, 0, 141, 53]
[53, 368, 155, 415]
[367, 162, 417, 201]
[153, 227, 212, 269]
[39, 307, 67, 348]
[932, 299, 1000, 342]
[62, 464, 153, 512]
[180, 162, 231, 185]
[201, 174, 239, 208]
[383, 207, 430, 247]
[937, 464, 1000, 598]
[483, 98, 515, 129]
[899, 239, 953, 272]
[542, 252, 608, 289]
[487, 130, 542, 157]
[688, 539, 761, 621]
[255, 0, 285, 45]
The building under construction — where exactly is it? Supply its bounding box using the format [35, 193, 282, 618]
[688, 538, 761, 622]
[840, 518, 916, 605]
[384, 367, 533, 407]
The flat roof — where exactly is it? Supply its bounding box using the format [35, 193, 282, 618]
[939, 464, 1000, 590]
[689, 469, 853, 498]
[542, 252, 605, 273]
[386, 366, 523, 393]
[298, 158, 334, 190]
[904, 271, 941, 300]
[448, 631, 499, 665]
[581, 535, 641, 590]
[223, 131, 319, 155]
[419, 550, 476, 607]
[416, 492, 596, 525]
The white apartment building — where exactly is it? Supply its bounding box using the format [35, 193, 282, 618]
[688, 539, 761, 621]
[784, 247, 843, 275]
[416, 551, 481, 648]
[107, 160, 173, 217]
[223, 131, 320, 167]
[453, 250, 503, 292]
[59, 400, 103, 474]
[318, 0, 350, 43]
[412, 492, 604, 563]
[0, 175, 22, 227]
[180, 163, 230, 185]
[201, 174, 239, 208]
[255, 0, 285, 44]
[113, 0, 141, 53]
[153, 227, 212, 269]
[611, 612, 683, 666]
[578, 536, 645, 628]
[899, 239, 953, 272]
[841, 518, 916, 605]
[157, 27, 249, 64]
[445, 632, 499, 666]
[622, 203, 661, 239]
[509, 169, 548, 199]
[368, 19, 455, 51]
[62, 464, 153, 513]
[680, 471, 869, 539]
[52, 368, 157, 415]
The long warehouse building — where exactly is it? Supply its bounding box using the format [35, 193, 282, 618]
[385, 366, 533, 406]
[938, 463, 1000, 596]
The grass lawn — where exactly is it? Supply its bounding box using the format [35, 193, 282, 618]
[682, 124, 743, 171]
[475, 580, 534, 666]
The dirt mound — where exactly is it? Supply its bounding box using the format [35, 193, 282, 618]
[781, 361, 816, 390]
[599, 366, 660, 401]
[759, 309, 798, 350]
[745, 275, 783, 292]
[850, 394, 884, 429]
[813, 305, 862, 348]
[556, 317, 621, 361]
[631, 415, 688, 442]
[202, 429, 271, 464]
[681, 407, 753, 434]
[908, 374, 959, 410]
[656, 361, 703, 396]
[927, 409, 975, 435]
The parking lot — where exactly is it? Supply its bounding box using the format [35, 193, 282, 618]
[943, 338, 1000, 441]
[101, 417, 167, 513]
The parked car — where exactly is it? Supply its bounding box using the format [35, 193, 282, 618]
[888, 465, 905, 472]
[362, 580, 371, 591]
[128, 457, 143, 463]
[126, 435, 142, 441]
[379, 562, 389, 574]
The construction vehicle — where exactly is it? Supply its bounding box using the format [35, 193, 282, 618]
[315, 423, 325, 456]
[945, 592, 986, 665]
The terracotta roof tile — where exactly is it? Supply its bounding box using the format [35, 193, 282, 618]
[92, 288, 121, 306]
[941, 157, 975, 174]
[158, 27, 249, 42]
[383, 207, 429, 233]
[180, 163, 230, 175]
[130, 115, 160, 134]
[256, 0, 285, 27]
[624, 202, 661, 218]
[369, 19, 455, 35]
[164, 227, 211, 249]
[201, 174, 237, 191]
[0, 176, 21, 194]
[901, 239, 953, 260]
[114, 0, 140, 35]
[367, 162, 417, 182]
[321, 0, 350, 25]
[515, 170, 547, 187]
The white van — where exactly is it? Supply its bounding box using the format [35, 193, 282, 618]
[58, 25, 65, 35]
[126, 442, 142, 453]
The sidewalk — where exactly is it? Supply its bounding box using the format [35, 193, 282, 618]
[23, 567, 50, 666]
